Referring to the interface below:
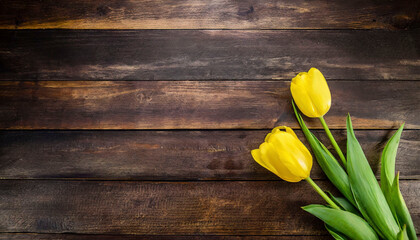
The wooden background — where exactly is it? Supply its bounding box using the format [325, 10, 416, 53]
[0, 0, 419, 239]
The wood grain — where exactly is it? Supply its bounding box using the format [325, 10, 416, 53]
[0, 81, 418, 130]
[0, 180, 418, 235]
[0, 130, 418, 180]
[1, 30, 419, 80]
[0, 234, 333, 240]
[0, 0, 418, 30]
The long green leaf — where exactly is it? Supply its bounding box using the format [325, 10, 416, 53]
[325, 224, 349, 240]
[390, 173, 417, 240]
[327, 192, 360, 217]
[303, 204, 378, 240]
[292, 102, 355, 206]
[346, 114, 400, 240]
[397, 225, 409, 240]
[381, 124, 404, 201]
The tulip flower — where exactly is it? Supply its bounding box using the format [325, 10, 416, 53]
[251, 126, 340, 209]
[290, 68, 331, 118]
[291, 68, 346, 167]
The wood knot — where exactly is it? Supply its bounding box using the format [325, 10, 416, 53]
[238, 6, 254, 16]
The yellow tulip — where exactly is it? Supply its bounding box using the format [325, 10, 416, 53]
[290, 68, 331, 118]
[251, 126, 313, 182]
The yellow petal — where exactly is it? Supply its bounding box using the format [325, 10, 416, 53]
[265, 142, 302, 182]
[284, 126, 299, 140]
[290, 68, 331, 118]
[267, 132, 312, 180]
[252, 143, 279, 176]
[259, 141, 302, 182]
[291, 80, 318, 118]
[307, 68, 331, 116]
[271, 126, 298, 139]
[264, 132, 273, 142]
[252, 126, 314, 182]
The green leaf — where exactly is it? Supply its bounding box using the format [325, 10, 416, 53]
[325, 224, 349, 240]
[303, 204, 378, 240]
[346, 114, 400, 240]
[327, 192, 360, 217]
[397, 225, 409, 240]
[292, 102, 355, 206]
[381, 124, 404, 202]
[390, 173, 417, 240]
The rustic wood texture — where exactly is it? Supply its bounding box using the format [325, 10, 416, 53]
[1, 1, 419, 239]
[0, 180, 418, 235]
[0, 130, 418, 180]
[0, 0, 419, 30]
[0, 81, 418, 130]
[0, 234, 332, 240]
[1, 30, 419, 81]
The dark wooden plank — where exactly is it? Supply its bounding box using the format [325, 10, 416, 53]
[0, 30, 419, 80]
[0, 180, 418, 235]
[0, 130, 418, 180]
[0, 0, 418, 30]
[0, 81, 418, 130]
[0, 233, 332, 240]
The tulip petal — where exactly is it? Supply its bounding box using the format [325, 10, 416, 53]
[291, 80, 318, 118]
[252, 125, 313, 182]
[284, 126, 299, 140]
[306, 68, 331, 116]
[271, 126, 299, 140]
[291, 68, 331, 118]
[251, 149, 270, 172]
[252, 143, 279, 176]
[267, 132, 312, 180]
[259, 142, 301, 182]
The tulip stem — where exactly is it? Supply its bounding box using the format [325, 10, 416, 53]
[319, 116, 347, 167]
[305, 177, 340, 210]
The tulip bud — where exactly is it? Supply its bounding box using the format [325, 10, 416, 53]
[251, 126, 313, 182]
[291, 68, 331, 118]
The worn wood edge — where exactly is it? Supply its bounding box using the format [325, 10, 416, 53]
[0, 81, 418, 130]
[0, 233, 334, 239]
[0, 234, 417, 240]
[0, 180, 418, 235]
[0, 129, 418, 180]
[1, 30, 419, 81]
[0, 0, 419, 30]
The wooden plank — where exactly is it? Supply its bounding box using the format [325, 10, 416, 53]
[0, 81, 418, 130]
[0, 30, 419, 80]
[0, 0, 418, 30]
[0, 130, 418, 180]
[0, 233, 332, 240]
[0, 180, 418, 235]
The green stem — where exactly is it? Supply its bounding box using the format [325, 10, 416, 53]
[305, 177, 340, 210]
[319, 116, 347, 167]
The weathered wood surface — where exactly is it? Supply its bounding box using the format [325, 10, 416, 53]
[0, 0, 418, 30]
[0, 180, 418, 235]
[0, 2, 419, 239]
[0, 234, 332, 240]
[0, 130, 418, 180]
[1, 30, 419, 81]
[0, 81, 418, 130]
